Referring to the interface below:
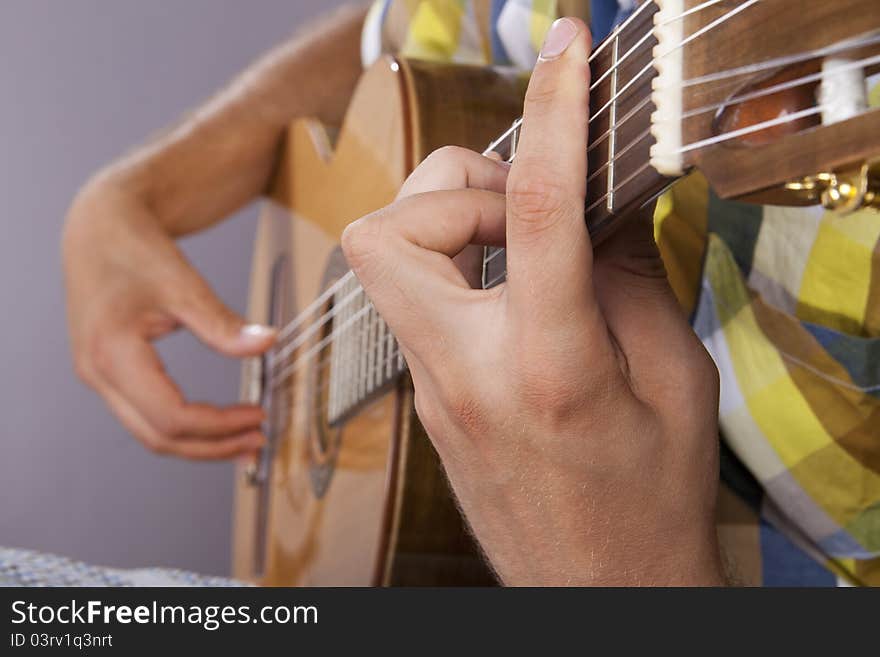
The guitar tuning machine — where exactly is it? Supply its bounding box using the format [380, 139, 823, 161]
[784, 158, 880, 214]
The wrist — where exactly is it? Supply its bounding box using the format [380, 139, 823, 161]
[489, 519, 725, 587]
[579, 525, 725, 587]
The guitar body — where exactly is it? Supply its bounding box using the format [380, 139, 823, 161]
[232, 57, 525, 586]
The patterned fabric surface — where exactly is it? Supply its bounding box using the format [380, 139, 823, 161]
[0, 548, 246, 587]
[362, 0, 591, 70]
[658, 79, 880, 586]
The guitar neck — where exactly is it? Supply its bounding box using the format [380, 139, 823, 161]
[482, 1, 671, 289]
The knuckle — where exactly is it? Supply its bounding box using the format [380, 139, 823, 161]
[523, 79, 559, 112]
[342, 211, 399, 291]
[424, 145, 466, 170]
[443, 389, 491, 437]
[341, 213, 383, 271]
[518, 375, 583, 425]
[510, 349, 614, 429]
[175, 280, 218, 316]
[507, 174, 573, 233]
[414, 386, 490, 441]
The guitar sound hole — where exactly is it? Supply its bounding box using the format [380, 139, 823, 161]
[307, 249, 348, 498]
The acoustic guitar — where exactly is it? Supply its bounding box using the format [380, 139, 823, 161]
[232, 0, 880, 585]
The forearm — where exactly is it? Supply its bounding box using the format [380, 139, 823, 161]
[81, 3, 367, 237]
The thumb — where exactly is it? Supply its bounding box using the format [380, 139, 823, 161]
[593, 204, 695, 360]
[594, 204, 669, 289]
[169, 273, 275, 358]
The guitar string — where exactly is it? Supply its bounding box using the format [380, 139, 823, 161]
[489, 0, 756, 158]
[271, 314, 405, 416]
[273, 284, 365, 366]
[585, 42, 880, 165]
[589, 0, 761, 128]
[269, 0, 735, 348]
[269, 11, 876, 360]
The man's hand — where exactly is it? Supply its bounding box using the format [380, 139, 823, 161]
[63, 183, 274, 460]
[62, 5, 365, 460]
[342, 18, 724, 585]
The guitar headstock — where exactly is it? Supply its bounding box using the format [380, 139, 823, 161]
[651, 0, 880, 212]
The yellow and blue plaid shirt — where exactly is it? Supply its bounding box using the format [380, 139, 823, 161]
[367, 0, 880, 586]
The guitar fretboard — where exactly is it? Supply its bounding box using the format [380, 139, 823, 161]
[482, 1, 671, 289]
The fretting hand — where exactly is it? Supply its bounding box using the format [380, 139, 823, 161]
[342, 18, 724, 585]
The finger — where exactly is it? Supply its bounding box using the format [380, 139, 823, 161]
[398, 146, 510, 199]
[97, 335, 266, 440]
[505, 18, 595, 319]
[97, 383, 265, 460]
[342, 189, 506, 346]
[397, 146, 510, 288]
[166, 266, 276, 358]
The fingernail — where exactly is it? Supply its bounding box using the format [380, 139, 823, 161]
[539, 18, 578, 61]
[240, 323, 276, 344]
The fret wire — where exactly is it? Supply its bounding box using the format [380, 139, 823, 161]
[590, 0, 760, 128]
[589, 17, 655, 94]
[606, 33, 620, 212]
[587, 126, 652, 186]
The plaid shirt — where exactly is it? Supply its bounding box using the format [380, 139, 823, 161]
[368, 0, 880, 586]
